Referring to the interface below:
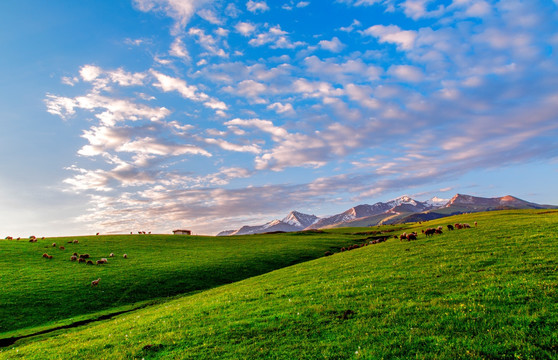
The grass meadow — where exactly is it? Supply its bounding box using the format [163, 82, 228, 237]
[0, 210, 557, 359]
[0, 229, 380, 339]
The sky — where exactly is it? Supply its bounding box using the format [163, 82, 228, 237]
[1, 0, 558, 237]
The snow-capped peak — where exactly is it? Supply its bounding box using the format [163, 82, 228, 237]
[263, 219, 282, 229]
[388, 195, 417, 206]
[282, 211, 319, 228]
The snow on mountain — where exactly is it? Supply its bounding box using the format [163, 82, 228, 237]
[224, 211, 319, 236]
[281, 211, 319, 229]
[216, 193, 555, 235]
[386, 195, 418, 207]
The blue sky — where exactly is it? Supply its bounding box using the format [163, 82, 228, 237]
[1, 0, 558, 236]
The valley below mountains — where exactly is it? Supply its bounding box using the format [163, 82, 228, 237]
[218, 194, 556, 236]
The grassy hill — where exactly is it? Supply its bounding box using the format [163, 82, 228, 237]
[1, 210, 557, 359]
[0, 231, 375, 340]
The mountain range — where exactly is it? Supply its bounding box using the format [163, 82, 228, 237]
[217, 194, 556, 236]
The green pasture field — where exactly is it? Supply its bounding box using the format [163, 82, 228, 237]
[1, 209, 557, 359]
[0, 230, 383, 340]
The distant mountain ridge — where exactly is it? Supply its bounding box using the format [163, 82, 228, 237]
[218, 211, 319, 236]
[217, 194, 556, 236]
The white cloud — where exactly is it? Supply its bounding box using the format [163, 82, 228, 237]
[297, 1, 310, 8]
[151, 71, 229, 112]
[225, 3, 241, 17]
[318, 37, 345, 52]
[235, 22, 256, 36]
[80, 65, 102, 82]
[388, 65, 424, 82]
[249, 25, 306, 49]
[292, 78, 344, 98]
[133, 0, 211, 35]
[62, 76, 79, 86]
[118, 137, 211, 157]
[401, 0, 446, 20]
[45, 93, 170, 126]
[246, 0, 269, 13]
[362, 24, 417, 50]
[449, 0, 491, 18]
[344, 84, 381, 109]
[197, 8, 222, 24]
[214, 28, 229, 37]
[108, 69, 146, 86]
[267, 102, 295, 115]
[205, 138, 261, 153]
[151, 70, 204, 101]
[188, 27, 228, 57]
[339, 19, 361, 32]
[169, 37, 190, 59]
[225, 118, 289, 139]
[304, 56, 382, 83]
[225, 80, 268, 104]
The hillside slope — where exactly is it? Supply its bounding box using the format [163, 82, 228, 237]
[0, 232, 369, 339]
[2, 210, 557, 359]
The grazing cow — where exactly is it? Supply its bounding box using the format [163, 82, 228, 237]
[73, 240, 79, 244]
[48, 255, 53, 259]
[109, 253, 114, 257]
[52, 243, 56, 247]
[455, 223, 463, 230]
[435, 228, 443, 235]
[424, 228, 436, 237]
[91, 278, 100, 287]
[96, 233, 100, 236]
[123, 254, 128, 259]
[78, 258, 86, 263]
[400, 233, 407, 241]
[59, 246, 65, 250]
[70, 256, 77, 261]
[447, 224, 454, 231]
[96, 259, 105, 265]
[463, 223, 471, 228]
[474, 221, 478, 227]
[67, 240, 73, 244]
[406, 233, 417, 241]
[42, 253, 49, 258]
[79, 254, 90, 259]
[86, 260, 94, 265]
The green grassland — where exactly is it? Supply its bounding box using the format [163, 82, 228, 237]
[1, 210, 557, 359]
[0, 230, 378, 339]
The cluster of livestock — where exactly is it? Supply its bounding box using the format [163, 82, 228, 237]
[400, 221, 477, 241]
[4, 235, 46, 242]
[3, 234, 130, 287]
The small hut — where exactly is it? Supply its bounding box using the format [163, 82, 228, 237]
[172, 229, 192, 235]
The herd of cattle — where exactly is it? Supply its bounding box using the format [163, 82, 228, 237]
[399, 222, 477, 241]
